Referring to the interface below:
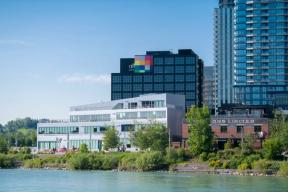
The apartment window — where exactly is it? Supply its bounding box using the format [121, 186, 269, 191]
[237, 126, 244, 133]
[164, 75, 174, 82]
[154, 84, 163, 91]
[175, 57, 185, 65]
[123, 84, 132, 92]
[164, 57, 174, 65]
[112, 75, 122, 83]
[254, 126, 262, 133]
[121, 124, 135, 132]
[112, 84, 121, 92]
[175, 75, 185, 82]
[175, 66, 185, 73]
[123, 76, 132, 83]
[186, 66, 195, 73]
[220, 126, 227, 133]
[144, 75, 153, 83]
[186, 74, 195, 82]
[133, 84, 142, 91]
[123, 92, 132, 98]
[154, 57, 163, 65]
[154, 66, 164, 74]
[154, 75, 163, 83]
[186, 57, 195, 65]
[165, 83, 174, 91]
[128, 102, 137, 109]
[164, 66, 174, 73]
[133, 76, 142, 83]
[143, 84, 153, 92]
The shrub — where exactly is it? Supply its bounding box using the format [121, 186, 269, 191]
[277, 163, 288, 177]
[0, 154, 16, 168]
[165, 148, 179, 164]
[209, 159, 222, 169]
[224, 139, 233, 150]
[79, 144, 89, 153]
[136, 151, 164, 171]
[101, 155, 119, 170]
[199, 152, 208, 162]
[222, 161, 229, 169]
[238, 163, 249, 171]
[262, 138, 283, 160]
[252, 159, 280, 174]
[177, 148, 185, 161]
[23, 158, 43, 169]
[228, 157, 241, 169]
[68, 153, 90, 170]
[119, 153, 138, 171]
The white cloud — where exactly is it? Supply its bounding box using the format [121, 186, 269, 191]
[59, 74, 111, 84]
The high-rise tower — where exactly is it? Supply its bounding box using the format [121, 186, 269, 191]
[234, 0, 288, 109]
[214, 0, 235, 112]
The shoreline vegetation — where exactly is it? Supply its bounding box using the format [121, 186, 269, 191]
[1, 108, 288, 177]
[0, 148, 288, 177]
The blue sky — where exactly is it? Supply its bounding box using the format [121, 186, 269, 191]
[0, 0, 217, 124]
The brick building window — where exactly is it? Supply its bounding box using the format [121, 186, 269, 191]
[254, 126, 262, 133]
[237, 126, 244, 133]
[220, 126, 227, 133]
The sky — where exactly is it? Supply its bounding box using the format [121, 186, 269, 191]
[0, 0, 217, 124]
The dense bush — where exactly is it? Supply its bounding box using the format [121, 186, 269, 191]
[165, 148, 185, 164]
[119, 153, 138, 171]
[23, 158, 43, 168]
[252, 159, 280, 174]
[277, 162, 288, 177]
[238, 163, 249, 171]
[199, 152, 208, 162]
[135, 151, 164, 171]
[0, 154, 16, 168]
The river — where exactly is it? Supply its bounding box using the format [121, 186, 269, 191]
[0, 169, 287, 192]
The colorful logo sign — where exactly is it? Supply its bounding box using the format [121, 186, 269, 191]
[134, 55, 153, 73]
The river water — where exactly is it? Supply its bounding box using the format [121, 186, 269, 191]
[0, 169, 287, 192]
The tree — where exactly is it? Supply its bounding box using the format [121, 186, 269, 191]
[79, 143, 89, 153]
[131, 122, 168, 152]
[0, 136, 8, 154]
[224, 138, 233, 150]
[103, 127, 120, 151]
[186, 106, 213, 155]
[262, 137, 283, 160]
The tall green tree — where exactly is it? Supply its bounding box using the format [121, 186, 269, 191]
[131, 122, 168, 152]
[103, 127, 120, 151]
[0, 136, 8, 153]
[186, 106, 213, 155]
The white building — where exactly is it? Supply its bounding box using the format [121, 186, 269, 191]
[37, 93, 185, 151]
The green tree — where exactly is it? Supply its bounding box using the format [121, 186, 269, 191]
[103, 127, 120, 151]
[224, 138, 233, 150]
[263, 137, 283, 160]
[0, 136, 8, 154]
[131, 122, 168, 152]
[79, 143, 89, 153]
[186, 106, 213, 155]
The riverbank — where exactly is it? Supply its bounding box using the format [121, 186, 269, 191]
[1, 150, 288, 177]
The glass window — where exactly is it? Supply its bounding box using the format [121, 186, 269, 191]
[123, 92, 132, 98]
[254, 126, 262, 133]
[220, 126, 227, 133]
[175, 57, 185, 65]
[143, 75, 153, 83]
[186, 74, 195, 82]
[112, 93, 122, 100]
[112, 84, 121, 92]
[164, 75, 174, 82]
[116, 112, 138, 120]
[154, 75, 163, 83]
[165, 83, 174, 91]
[133, 76, 142, 83]
[175, 75, 185, 82]
[154, 66, 164, 74]
[143, 84, 153, 92]
[123, 84, 132, 92]
[186, 83, 196, 91]
[164, 57, 174, 65]
[121, 124, 135, 132]
[154, 57, 163, 65]
[164, 66, 174, 73]
[123, 76, 132, 83]
[237, 126, 243, 133]
[112, 75, 121, 83]
[186, 92, 195, 100]
[175, 83, 184, 91]
[175, 66, 184, 73]
[154, 84, 163, 91]
[186, 66, 195, 73]
[185, 57, 195, 64]
[133, 84, 142, 91]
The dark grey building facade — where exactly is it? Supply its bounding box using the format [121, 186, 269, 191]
[111, 49, 203, 109]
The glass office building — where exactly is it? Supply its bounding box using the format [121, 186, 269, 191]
[234, 0, 288, 109]
[214, 0, 235, 110]
[111, 49, 204, 109]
